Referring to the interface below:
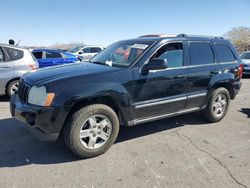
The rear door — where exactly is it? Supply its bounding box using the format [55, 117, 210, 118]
[186, 41, 220, 109]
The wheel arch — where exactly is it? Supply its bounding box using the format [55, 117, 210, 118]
[5, 77, 20, 94]
[63, 94, 128, 128]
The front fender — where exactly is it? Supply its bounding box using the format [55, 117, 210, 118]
[52, 82, 134, 122]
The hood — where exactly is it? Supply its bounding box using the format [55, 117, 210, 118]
[22, 62, 121, 85]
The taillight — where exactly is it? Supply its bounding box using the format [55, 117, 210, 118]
[239, 64, 243, 78]
[28, 62, 38, 70]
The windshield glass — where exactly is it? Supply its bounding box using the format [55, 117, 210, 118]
[90, 40, 154, 67]
[69, 46, 83, 53]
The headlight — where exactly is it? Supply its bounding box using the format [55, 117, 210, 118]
[28, 86, 55, 106]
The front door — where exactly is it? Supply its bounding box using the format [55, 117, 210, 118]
[132, 42, 188, 120]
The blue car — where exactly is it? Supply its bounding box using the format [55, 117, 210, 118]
[32, 49, 79, 68]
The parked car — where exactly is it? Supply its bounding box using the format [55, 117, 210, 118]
[69, 45, 105, 61]
[240, 51, 250, 76]
[10, 34, 242, 158]
[0, 43, 38, 97]
[32, 49, 79, 68]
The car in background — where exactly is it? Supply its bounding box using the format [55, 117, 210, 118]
[0, 43, 38, 97]
[69, 45, 105, 61]
[240, 51, 250, 76]
[32, 49, 80, 68]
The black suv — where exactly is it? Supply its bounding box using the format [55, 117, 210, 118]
[10, 34, 242, 158]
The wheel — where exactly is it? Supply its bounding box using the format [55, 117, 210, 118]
[202, 88, 230, 122]
[7, 80, 19, 97]
[63, 104, 120, 158]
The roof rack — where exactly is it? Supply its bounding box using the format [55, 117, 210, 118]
[177, 33, 224, 39]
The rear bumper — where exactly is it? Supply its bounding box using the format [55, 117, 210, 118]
[231, 80, 242, 99]
[10, 94, 68, 141]
[243, 67, 250, 74]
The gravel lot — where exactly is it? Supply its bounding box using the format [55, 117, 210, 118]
[0, 79, 249, 188]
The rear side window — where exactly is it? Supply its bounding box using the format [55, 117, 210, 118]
[0, 48, 4, 62]
[90, 47, 102, 53]
[4, 47, 24, 61]
[33, 51, 43, 59]
[189, 42, 214, 65]
[46, 51, 62, 58]
[214, 43, 236, 63]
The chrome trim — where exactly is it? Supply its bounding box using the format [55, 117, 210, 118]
[134, 107, 200, 125]
[188, 92, 207, 99]
[135, 96, 187, 109]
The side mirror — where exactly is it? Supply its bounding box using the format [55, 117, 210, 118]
[141, 58, 168, 74]
[78, 51, 83, 55]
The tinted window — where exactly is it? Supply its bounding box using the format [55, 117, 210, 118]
[189, 42, 214, 65]
[82, 48, 91, 53]
[215, 43, 236, 62]
[241, 53, 250, 59]
[5, 47, 24, 61]
[90, 47, 102, 53]
[0, 48, 4, 62]
[33, 51, 43, 59]
[155, 43, 183, 68]
[46, 51, 62, 58]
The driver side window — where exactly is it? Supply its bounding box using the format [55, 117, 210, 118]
[152, 42, 183, 68]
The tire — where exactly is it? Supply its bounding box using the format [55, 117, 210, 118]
[202, 87, 230, 123]
[63, 104, 120, 158]
[7, 80, 19, 97]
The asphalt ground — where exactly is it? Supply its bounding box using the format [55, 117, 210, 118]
[0, 79, 249, 188]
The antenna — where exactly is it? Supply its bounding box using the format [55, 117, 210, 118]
[81, 21, 83, 45]
[16, 40, 21, 46]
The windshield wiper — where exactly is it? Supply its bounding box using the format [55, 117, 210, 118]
[89, 61, 105, 65]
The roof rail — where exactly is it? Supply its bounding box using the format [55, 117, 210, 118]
[177, 33, 224, 39]
[177, 33, 188, 38]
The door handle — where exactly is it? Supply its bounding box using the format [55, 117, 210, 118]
[174, 74, 185, 79]
[1, 65, 11, 68]
[210, 70, 220, 75]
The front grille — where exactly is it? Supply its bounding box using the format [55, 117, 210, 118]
[18, 80, 30, 103]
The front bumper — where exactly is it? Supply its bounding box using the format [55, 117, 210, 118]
[10, 94, 68, 141]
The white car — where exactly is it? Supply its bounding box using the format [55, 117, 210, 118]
[69, 45, 105, 61]
[240, 51, 250, 75]
[0, 44, 39, 97]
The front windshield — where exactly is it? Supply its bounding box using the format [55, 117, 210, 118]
[90, 40, 154, 67]
[69, 46, 83, 53]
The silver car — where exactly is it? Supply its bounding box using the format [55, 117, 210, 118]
[0, 44, 39, 97]
[240, 51, 250, 76]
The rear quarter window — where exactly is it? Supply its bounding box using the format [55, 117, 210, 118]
[4, 47, 24, 61]
[214, 43, 236, 63]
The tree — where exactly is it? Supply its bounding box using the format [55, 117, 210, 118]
[224, 27, 250, 53]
